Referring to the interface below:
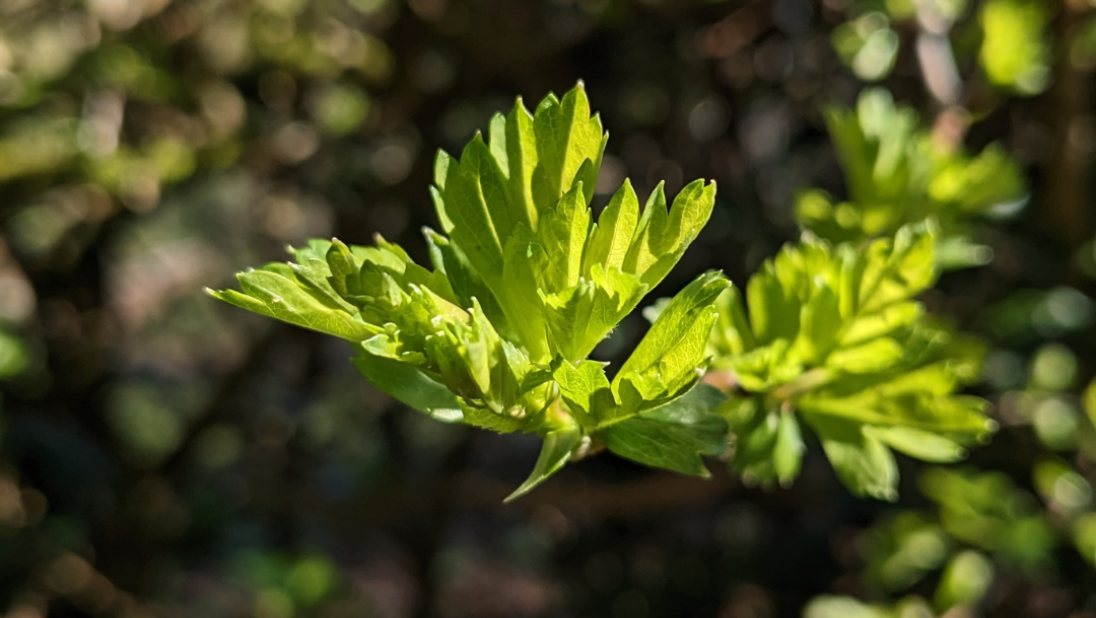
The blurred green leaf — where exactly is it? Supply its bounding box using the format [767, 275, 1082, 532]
[864, 512, 951, 592]
[934, 550, 994, 610]
[709, 223, 992, 498]
[0, 330, 30, 380]
[797, 89, 1026, 254]
[832, 12, 899, 81]
[979, 0, 1050, 95]
[921, 467, 1057, 569]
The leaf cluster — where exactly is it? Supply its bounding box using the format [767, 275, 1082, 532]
[707, 222, 994, 499]
[210, 83, 1001, 504]
[210, 84, 729, 499]
[796, 89, 1026, 267]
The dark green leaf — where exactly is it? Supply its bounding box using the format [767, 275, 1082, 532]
[601, 384, 728, 476]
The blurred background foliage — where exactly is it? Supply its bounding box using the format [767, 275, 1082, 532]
[0, 0, 1094, 616]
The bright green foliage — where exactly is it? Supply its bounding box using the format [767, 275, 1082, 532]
[920, 467, 1057, 569]
[862, 512, 952, 593]
[707, 222, 994, 499]
[831, 12, 899, 82]
[0, 330, 30, 380]
[861, 511, 996, 612]
[804, 595, 936, 618]
[1085, 378, 1096, 430]
[599, 383, 729, 477]
[210, 84, 728, 499]
[979, 0, 1050, 95]
[797, 90, 1026, 267]
[935, 550, 994, 609]
[1074, 513, 1096, 568]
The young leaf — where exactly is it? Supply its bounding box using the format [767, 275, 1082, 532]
[583, 179, 640, 273]
[600, 383, 728, 476]
[617, 271, 728, 385]
[530, 83, 606, 211]
[797, 88, 1027, 257]
[536, 184, 590, 293]
[502, 99, 540, 227]
[505, 425, 583, 502]
[352, 349, 464, 423]
[211, 83, 726, 500]
[614, 272, 726, 415]
[207, 269, 374, 342]
[624, 180, 717, 289]
[815, 418, 900, 501]
[432, 137, 507, 284]
[552, 359, 614, 429]
[707, 223, 992, 499]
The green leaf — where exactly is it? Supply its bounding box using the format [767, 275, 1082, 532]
[798, 388, 991, 436]
[211, 83, 725, 500]
[773, 412, 806, 484]
[498, 223, 551, 360]
[617, 271, 728, 383]
[623, 180, 717, 289]
[623, 182, 668, 278]
[600, 384, 728, 476]
[857, 221, 936, 313]
[826, 337, 904, 373]
[980, 0, 1050, 95]
[502, 99, 540, 228]
[423, 300, 540, 429]
[803, 596, 890, 618]
[583, 179, 640, 273]
[921, 467, 1056, 569]
[424, 228, 508, 331]
[864, 426, 966, 463]
[552, 359, 614, 429]
[1085, 378, 1096, 430]
[720, 397, 805, 488]
[935, 550, 995, 610]
[536, 183, 590, 293]
[432, 138, 507, 284]
[793, 283, 842, 364]
[841, 301, 922, 346]
[530, 83, 606, 211]
[809, 415, 899, 501]
[208, 270, 374, 341]
[505, 425, 583, 502]
[708, 285, 755, 359]
[799, 88, 1026, 249]
[541, 265, 647, 362]
[351, 348, 464, 423]
[0, 330, 30, 380]
[285, 239, 360, 314]
[746, 262, 799, 345]
[708, 224, 991, 499]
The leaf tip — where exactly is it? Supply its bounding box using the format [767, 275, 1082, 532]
[983, 418, 1000, 436]
[502, 485, 532, 504]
